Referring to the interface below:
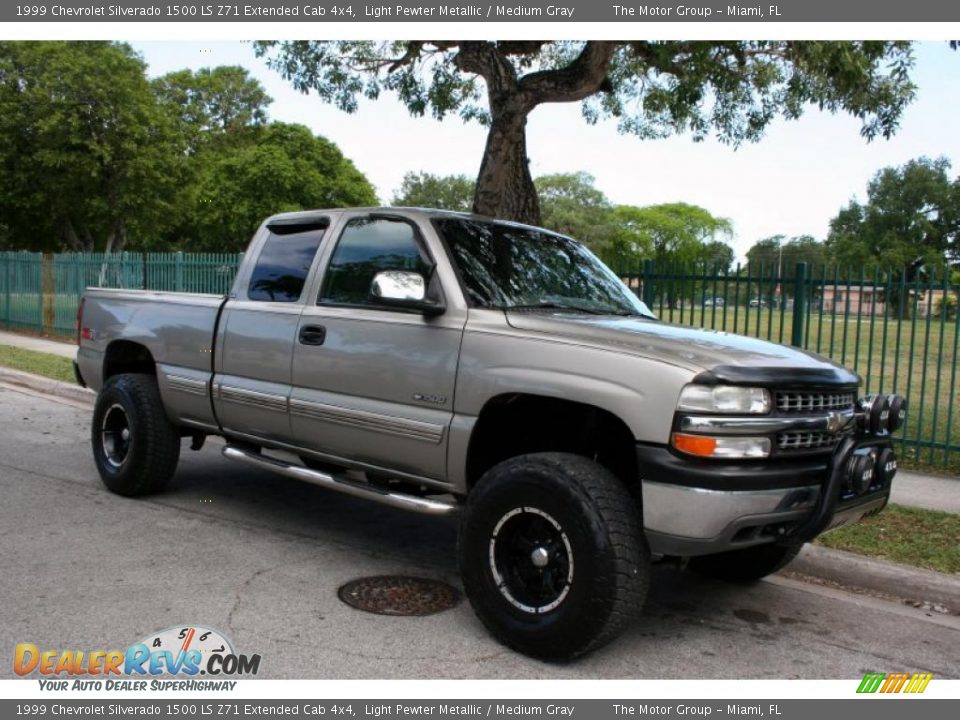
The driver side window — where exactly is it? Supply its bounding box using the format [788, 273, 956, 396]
[319, 217, 431, 306]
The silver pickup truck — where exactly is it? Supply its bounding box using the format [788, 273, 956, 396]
[75, 207, 905, 660]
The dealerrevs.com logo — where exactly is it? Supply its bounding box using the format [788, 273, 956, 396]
[14, 626, 260, 691]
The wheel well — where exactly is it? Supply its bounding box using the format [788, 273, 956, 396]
[466, 394, 641, 503]
[103, 341, 156, 380]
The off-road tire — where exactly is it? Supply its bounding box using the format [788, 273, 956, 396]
[459, 452, 649, 661]
[687, 542, 803, 583]
[92, 373, 180, 497]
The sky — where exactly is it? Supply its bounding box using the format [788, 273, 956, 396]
[132, 41, 960, 262]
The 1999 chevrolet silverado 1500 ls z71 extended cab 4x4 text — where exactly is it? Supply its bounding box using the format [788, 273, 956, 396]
[75, 208, 906, 660]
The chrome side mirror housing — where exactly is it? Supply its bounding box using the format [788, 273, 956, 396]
[371, 270, 426, 302]
[369, 270, 445, 316]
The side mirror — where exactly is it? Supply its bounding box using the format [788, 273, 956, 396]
[370, 270, 445, 316]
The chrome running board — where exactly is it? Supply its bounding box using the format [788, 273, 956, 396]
[222, 445, 458, 516]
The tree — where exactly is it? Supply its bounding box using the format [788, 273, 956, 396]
[826, 157, 960, 269]
[535, 172, 616, 251]
[153, 66, 272, 153]
[700, 240, 735, 272]
[611, 203, 733, 268]
[747, 235, 827, 272]
[0, 41, 184, 252]
[255, 41, 916, 225]
[391, 172, 474, 211]
[180, 122, 378, 250]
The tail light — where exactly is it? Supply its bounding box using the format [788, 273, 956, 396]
[76, 297, 86, 346]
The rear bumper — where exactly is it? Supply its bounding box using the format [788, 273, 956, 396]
[637, 443, 891, 557]
[72, 359, 86, 388]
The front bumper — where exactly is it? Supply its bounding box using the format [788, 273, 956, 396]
[638, 437, 892, 557]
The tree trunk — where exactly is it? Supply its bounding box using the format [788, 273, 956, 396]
[472, 105, 540, 225]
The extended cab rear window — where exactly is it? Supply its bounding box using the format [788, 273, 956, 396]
[247, 222, 326, 302]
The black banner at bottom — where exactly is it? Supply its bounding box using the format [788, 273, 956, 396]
[1, 700, 956, 720]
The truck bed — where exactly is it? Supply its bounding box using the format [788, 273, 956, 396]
[76, 287, 227, 431]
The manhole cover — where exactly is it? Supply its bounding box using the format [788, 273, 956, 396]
[338, 575, 460, 616]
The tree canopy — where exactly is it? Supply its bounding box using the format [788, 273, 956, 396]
[0, 41, 184, 252]
[0, 42, 377, 253]
[826, 157, 960, 268]
[535, 172, 617, 251]
[611, 203, 734, 268]
[182, 122, 377, 251]
[391, 171, 474, 212]
[255, 40, 917, 225]
[746, 235, 828, 273]
[152, 65, 272, 153]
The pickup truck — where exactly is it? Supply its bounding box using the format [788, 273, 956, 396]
[75, 207, 905, 661]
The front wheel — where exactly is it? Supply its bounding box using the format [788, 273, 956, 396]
[459, 452, 650, 661]
[687, 543, 803, 583]
[92, 373, 181, 497]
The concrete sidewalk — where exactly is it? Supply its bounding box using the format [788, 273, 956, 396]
[0, 329, 76, 359]
[891, 470, 960, 514]
[1, 329, 958, 514]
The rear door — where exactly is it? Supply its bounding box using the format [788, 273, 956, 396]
[213, 217, 328, 443]
[289, 214, 466, 481]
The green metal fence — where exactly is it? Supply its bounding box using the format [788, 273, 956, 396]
[0, 252, 44, 333]
[610, 258, 960, 468]
[2, 250, 959, 469]
[48, 252, 243, 336]
[1, 251, 244, 338]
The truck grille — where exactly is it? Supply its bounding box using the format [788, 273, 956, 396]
[777, 430, 841, 452]
[776, 390, 855, 414]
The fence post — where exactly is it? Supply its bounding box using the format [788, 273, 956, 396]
[42, 253, 55, 335]
[791, 262, 808, 348]
[642, 259, 655, 307]
[175, 251, 184, 292]
[3, 253, 9, 327]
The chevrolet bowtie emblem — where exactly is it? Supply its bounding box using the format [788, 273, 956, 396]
[825, 411, 848, 433]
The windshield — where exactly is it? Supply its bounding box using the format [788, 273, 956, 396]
[434, 217, 656, 318]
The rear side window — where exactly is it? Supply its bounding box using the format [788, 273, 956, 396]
[319, 217, 431, 306]
[247, 225, 326, 302]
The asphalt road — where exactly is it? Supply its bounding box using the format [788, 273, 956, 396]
[1, 384, 957, 679]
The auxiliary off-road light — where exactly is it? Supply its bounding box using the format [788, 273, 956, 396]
[887, 395, 908, 433]
[876, 447, 898, 486]
[860, 394, 891, 435]
[671, 433, 771, 459]
[845, 451, 876, 495]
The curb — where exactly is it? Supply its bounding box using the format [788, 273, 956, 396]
[1, 365, 958, 609]
[788, 544, 960, 609]
[0, 365, 94, 405]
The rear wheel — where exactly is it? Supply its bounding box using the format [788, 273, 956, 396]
[687, 543, 803, 583]
[92, 373, 180, 497]
[459, 452, 649, 661]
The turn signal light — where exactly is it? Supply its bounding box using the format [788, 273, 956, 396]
[672, 433, 718, 457]
[671, 433, 771, 459]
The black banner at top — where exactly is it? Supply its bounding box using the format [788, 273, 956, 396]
[5, 0, 960, 23]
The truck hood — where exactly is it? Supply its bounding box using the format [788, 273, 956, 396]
[505, 312, 860, 386]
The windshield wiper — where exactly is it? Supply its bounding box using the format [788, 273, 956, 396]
[500, 302, 629, 316]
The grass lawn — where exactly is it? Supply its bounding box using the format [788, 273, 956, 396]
[815, 504, 960, 575]
[0, 344, 75, 383]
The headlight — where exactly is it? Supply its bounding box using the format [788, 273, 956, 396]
[671, 433, 771, 459]
[677, 384, 771, 414]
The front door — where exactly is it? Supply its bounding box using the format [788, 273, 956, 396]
[289, 215, 465, 481]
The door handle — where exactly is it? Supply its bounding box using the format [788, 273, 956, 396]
[299, 325, 327, 346]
